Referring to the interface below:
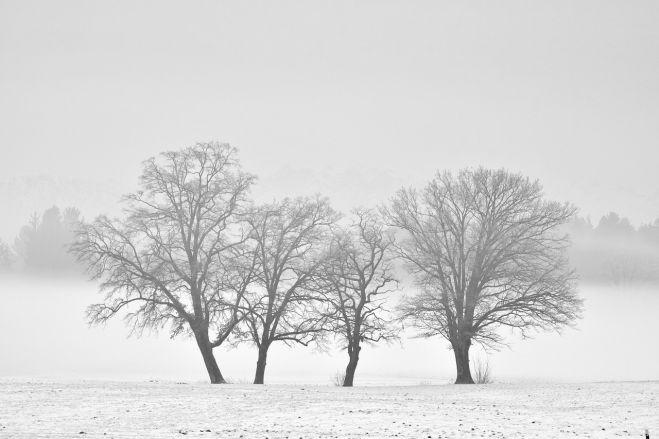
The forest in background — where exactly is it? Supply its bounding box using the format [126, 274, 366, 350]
[0, 205, 80, 273]
[1, 205, 659, 285]
[566, 213, 659, 284]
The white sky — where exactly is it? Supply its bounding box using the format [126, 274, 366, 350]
[1, 0, 658, 237]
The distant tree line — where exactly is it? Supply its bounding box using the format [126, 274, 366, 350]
[566, 213, 659, 284]
[0, 206, 659, 290]
[4, 204, 656, 288]
[68, 142, 583, 386]
[0, 206, 82, 273]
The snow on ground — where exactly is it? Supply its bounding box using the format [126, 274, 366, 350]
[0, 380, 656, 438]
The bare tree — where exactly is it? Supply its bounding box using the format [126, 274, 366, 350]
[238, 196, 338, 384]
[71, 142, 255, 384]
[383, 168, 582, 384]
[318, 209, 400, 387]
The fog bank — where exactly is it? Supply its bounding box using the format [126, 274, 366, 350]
[0, 275, 656, 384]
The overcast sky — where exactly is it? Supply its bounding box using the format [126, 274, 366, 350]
[1, 0, 658, 232]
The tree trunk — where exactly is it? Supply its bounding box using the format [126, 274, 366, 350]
[194, 332, 226, 384]
[452, 339, 474, 384]
[343, 348, 360, 387]
[253, 344, 269, 384]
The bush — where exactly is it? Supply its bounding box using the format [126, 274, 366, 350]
[332, 371, 346, 387]
[472, 357, 492, 384]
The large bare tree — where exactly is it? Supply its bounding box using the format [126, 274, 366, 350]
[238, 196, 338, 384]
[318, 209, 400, 386]
[383, 168, 582, 384]
[71, 142, 255, 384]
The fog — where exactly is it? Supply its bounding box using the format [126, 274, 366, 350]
[0, 275, 655, 383]
[1, 1, 658, 385]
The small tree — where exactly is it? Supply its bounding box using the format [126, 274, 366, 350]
[71, 142, 255, 383]
[14, 213, 39, 269]
[239, 196, 338, 384]
[384, 168, 582, 384]
[0, 239, 15, 271]
[319, 209, 399, 387]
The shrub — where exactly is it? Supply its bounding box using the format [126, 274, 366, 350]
[332, 371, 346, 387]
[472, 358, 493, 384]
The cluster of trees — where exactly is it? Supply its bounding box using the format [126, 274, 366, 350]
[567, 213, 659, 284]
[71, 142, 581, 385]
[0, 206, 81, 273]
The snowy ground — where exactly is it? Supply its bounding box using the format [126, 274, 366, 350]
[0, 380, 656, 438]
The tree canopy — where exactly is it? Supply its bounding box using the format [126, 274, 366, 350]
[72, 142, 255, 383]
[384, 168, 582, 383]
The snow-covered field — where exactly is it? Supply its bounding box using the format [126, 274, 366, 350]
[0, 380, 656, 438]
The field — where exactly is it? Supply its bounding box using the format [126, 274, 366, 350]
[1, 380, 657, 438]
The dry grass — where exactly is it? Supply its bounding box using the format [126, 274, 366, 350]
[472, 357, 493, 384]
[332, 371, 346, 387]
